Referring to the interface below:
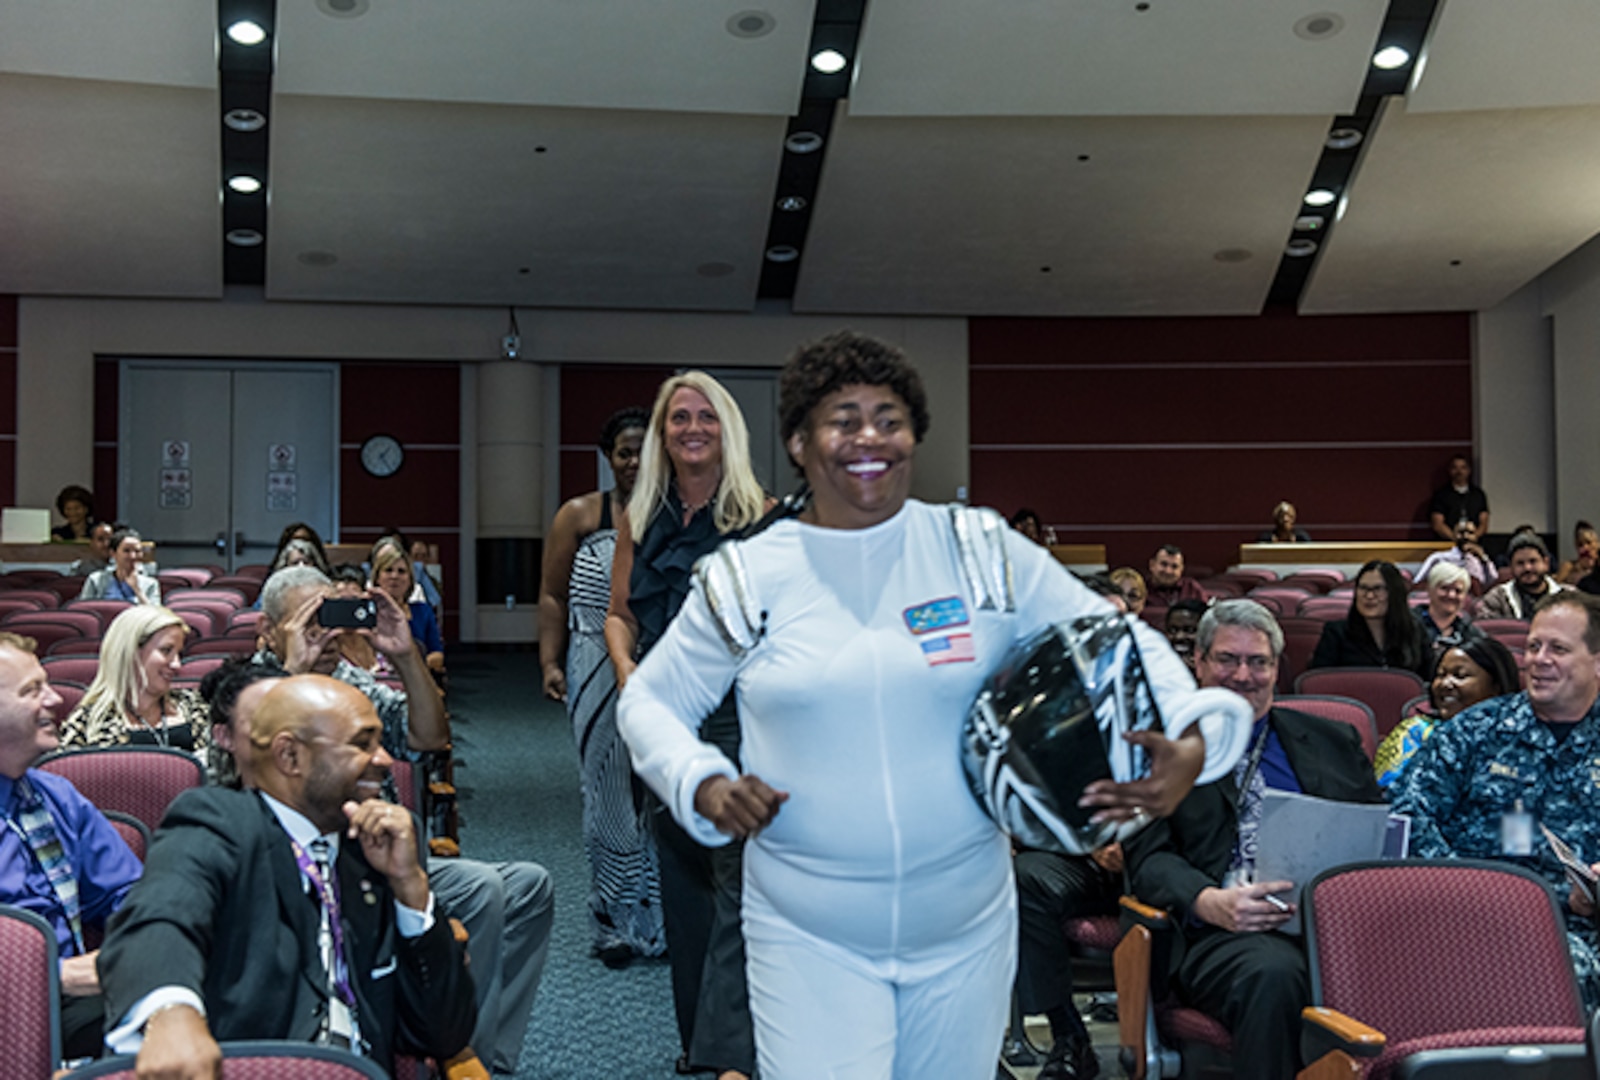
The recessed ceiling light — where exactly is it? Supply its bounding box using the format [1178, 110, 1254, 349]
[810, 49, 848, 74]
[1293, 12, 1345, 40]
[298, 250, 338, 267]
[1372, 45, 1411, 69]
[316, 0, 370, 17]
[726, 10, 776, 38]
[1294, 215, 1325, 232]
[1285, 239, 1319, 257]
[1303, 189, 1337, 207]
[765, 246, 800, 263]
[225, 229, 264, 247]
[224, 109, 266, 132]
[226, 21, 267, 46]
[784, 131, 824, 154]
[227, 175, 262, 194]
[1213, 248, 1253, 263]
[1325, 127, 1363, 150]
[776, 195, 808, 212]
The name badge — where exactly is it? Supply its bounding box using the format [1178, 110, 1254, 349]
[1501, 807, 1535, 857]
[904, 596, 969, 635]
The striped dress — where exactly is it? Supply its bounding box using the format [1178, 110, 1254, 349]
[567, 496, 666, 956]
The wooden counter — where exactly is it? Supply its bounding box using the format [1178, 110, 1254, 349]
[1050, 544, 1108, 573]
[1237, 540, 1452, 575]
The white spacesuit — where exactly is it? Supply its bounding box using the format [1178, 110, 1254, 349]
[620, 501, 1250, 1079]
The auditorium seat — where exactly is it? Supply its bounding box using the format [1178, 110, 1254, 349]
[1298, 596, 1352, 621]
[169, 607, 221, 639]
[1221, 569, 1278, 590]
[1474, 618, 1531, 652]
[3, 620, 95, 655]
[234, 563, 273, 581]
[1116, 896, 1232, 1080]
[186, 636, 258, 658]
[0, 588, 63, 609]
[0, 597, 47, 622]
[1298, 859, 1587, 1079]
[35, 745, 204, 832]
[2, 610, 103, 638]
[70, 1041, 390, 1080]
[1248, 585, 1314, 615]
[0, 903, 60, 1078]
[161, 567, 215, 588]
[103, 810, 151, 863]
[50, 680, 87, 717]
[179, 655, 229, 681]
[207, 575, 264, 605]
[1281, 569, 1345, 593]
[1276, 617, 1328, 692]
[173, 587, 250, 608]
[1276, 694, 1378, 761]
[42, 576, 89, 602]
[1294, 667, 1427, 740]
[169, 598, 242, 635]
[62, 599, 134, 631]
[47, 638, 103, 657]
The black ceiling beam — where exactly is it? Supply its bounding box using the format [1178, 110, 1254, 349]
[756, 0, 867, 301]
[1264, 0, 1443, 311]
[218, 0, 277, 287]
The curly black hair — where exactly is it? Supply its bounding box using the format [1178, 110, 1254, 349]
[778, 331, 931, 446]
[599, 406, 650, 454]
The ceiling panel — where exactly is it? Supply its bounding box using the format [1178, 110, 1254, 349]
[275, 0, 814, 115]
[0, 74, 222, 298]
[849, 0, 1387, 117]
[1301, 99, 1600, 314]
[794, 107, 1329, 316]
[1408, 0, 1600, 113]
[0, 0, 215, 88]
[266, 95, 784, 310]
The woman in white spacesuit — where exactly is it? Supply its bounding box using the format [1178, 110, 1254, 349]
[618, 331, 1251, 1079]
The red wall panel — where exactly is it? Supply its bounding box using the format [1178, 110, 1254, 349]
[969, 313, 1472, 574]
[558, 365, 671, 501]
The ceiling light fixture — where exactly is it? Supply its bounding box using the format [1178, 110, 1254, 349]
[1285, 239, 1319, 257]
[1303, 188, 1337, 207]
[226, 20, 267, 45]
[316, 0, 371, 16]
[810, 49, 848, 74]
[224, 108, 266, 132]
[765, 246, 800, 263]
[726, 10, 776, 38]
[1293, 12, 1345, 40]
[1372, 45, 1411, 69]
[225, 229, 264, 247]
[784, 131, 824, 154]
[1294, 215, 1325, 231]
[227, 175, 262, 194]
[776, 195, 807, 212]
[1325, 127, 1363, 150]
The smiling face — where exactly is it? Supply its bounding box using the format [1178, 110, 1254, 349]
[1148, 550, 1184, 588]
[1431, 647, 1495, 720]
[1580, 529, 1600, 562]
[0, 645, 63, 779]
[1165, 608, 1201, 665]
[790, 383, 916, 531]
[376, 558, 412, 606]
[609, 426, 645, 500]
[113, 536, 142, 577]
[1512, 546, 1550, 589]
[663, 387, 723, 474]
[1427, 575, 1467, 623]
[1525, 604, 1600, 722]
[88, 523, 113, 560]
[1355, 569, 1389, 620]
[62, 498, 88, 528]
[300, 695, 392, 830]
[138, 625, 185, 701]
[1195, 624, 1278, 720]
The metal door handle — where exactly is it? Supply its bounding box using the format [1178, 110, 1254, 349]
[215, 532, 227, 557]
[234, 531, 246, 556]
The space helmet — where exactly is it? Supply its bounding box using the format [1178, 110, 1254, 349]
[961, 612, 1174, 855]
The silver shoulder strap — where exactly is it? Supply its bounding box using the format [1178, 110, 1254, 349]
[949, 504, 1016, 613]
[693, 542, 766, 657]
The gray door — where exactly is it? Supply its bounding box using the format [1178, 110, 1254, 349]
[119, 362, 339, 571]
[702, 369, 787, 498]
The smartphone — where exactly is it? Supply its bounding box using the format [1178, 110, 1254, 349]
[318, 597, 377, 629]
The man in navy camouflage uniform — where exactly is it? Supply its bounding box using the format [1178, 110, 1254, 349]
[1389, 590, 1600, 1008]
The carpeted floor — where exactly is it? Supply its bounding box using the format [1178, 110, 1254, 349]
[445, 650, 686, 1080]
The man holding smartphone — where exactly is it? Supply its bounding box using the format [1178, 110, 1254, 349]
[250, 565, 555, 1079]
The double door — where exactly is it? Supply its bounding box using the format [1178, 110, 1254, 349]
[118, 361, 338, 571]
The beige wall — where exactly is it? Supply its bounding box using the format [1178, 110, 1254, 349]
[16, 294, 969, 639]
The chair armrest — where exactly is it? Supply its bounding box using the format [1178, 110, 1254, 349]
[1300, 1005, 1386, 1073]
[1116, 895, 1175, 1080]
[442, 1047, 491, 1080]
[1121, 895, 1170, 928]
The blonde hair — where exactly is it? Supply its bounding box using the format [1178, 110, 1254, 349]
[628, 370, 767, 541]
[370, 542, 414, 594]
[80, 605, 189, 715]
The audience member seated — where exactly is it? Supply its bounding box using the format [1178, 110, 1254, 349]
[1414, 519, 1495, 593]
[1556, 520, 1599, 586]
[1009, 507, 1046, 545]
[372, 540, 445, 675]
[52, 484, 97, 542]
[1414, 562, 1477, 659]
[253, 565, 553, 1077]
[1480, 533, 1566, 621]
[1496, 523, 1541, 569]
[1015, 841, 1122, 1079]
[377, 527, 444, 616]
[326, 564, 382, 673]
[272, 521, 333, 576]
[60, 605, 210, 759]
[1146, 544, 1204, 607]
[1307, 559, 1431, 676]
[1428, 452, 1490, 541]
[198, 658, 287, 788]
[1108, 567, 1147, 615]
[1124, 600, 1383, 1080]
[99, 675, 478, 1073]
[1372, 635, 1519, 788]
[79, 527, 160, 605]
[0, 630, 142, 1060]
[1165, 599, 1206, 674]
[68, 522, 114, 578]
[1388, 592, 1600, 1007]
[1256, 500, 1310, 543]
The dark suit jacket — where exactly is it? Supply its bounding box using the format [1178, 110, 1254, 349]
[1124, 706, 1384, 970]
[100, 787, 475, 1074]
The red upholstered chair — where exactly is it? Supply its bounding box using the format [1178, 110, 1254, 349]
[35, 745, 204, 831]
[1004, 912, 1123, 1068]
[172, 587, 249, 608]
[2, 609, 104, 638]
[1277, 617, 1329, 693]
[43, 575, 89, 602]
[3, 620, 95, 655]
[0, 903, 60, 1078]
[0, 597, 47, 621]
[1249, 586, 1314, 614]
[1275, 694, 1379, 762]
[1196, 578, 1243, 600]
[0, 588, 62, 609]
[179, 655, 230, 681]
[103, 809, 151, 862]
[68, 1041, 390, 1080]
[49, 679, 87, 718]
[1116, 897, 1233, 1080]
[1248, 594, 1285, 616]
[1400, 694, 1431, 720]
[208, 575, 264, 605]
[47, 638, 104, 656]
[62, 598, 134, 631]
[170, 607, 220, 638]
[186, 636, 259, 657]
[1297, 859, 1587, 1079]
[41, 655, 101, 685]
[1474, 618, 1530, 652]
[170, 598, 242, 635]
[234, 563, 273, 580]
[160, 567, 215, 588]
[1281, 569, 1345, 593]
[1297, 596, 1352, 622]
[1293, 667, 1427, 741]
[1222, 569, 1278, 590]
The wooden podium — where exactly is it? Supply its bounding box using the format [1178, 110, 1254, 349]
[1236, 541, 1453, 575]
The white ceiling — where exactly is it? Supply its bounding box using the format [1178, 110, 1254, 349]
[1, 0, 1599, 316]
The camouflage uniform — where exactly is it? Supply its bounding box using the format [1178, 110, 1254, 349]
[1387, 691, 1600, 1009]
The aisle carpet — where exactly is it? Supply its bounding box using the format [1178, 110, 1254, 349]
[445, 651, 686, 1080]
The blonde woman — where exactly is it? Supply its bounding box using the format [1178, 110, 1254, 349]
[371, 541, 445, 673]
[60, 606, 208, 758]
[605, 370, 771, 1080]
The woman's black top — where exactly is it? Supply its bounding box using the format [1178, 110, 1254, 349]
[1308, 619, 1431, 678]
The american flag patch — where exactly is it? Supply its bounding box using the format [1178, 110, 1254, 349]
[921, 632, 975, 665]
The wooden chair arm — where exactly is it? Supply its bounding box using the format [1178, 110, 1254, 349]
[429, 837, 461, 858]
[1115, 922, 1155, 1080]
[1299, 1005, 1386, 1078]
[1120, 894, 1170, 927]
[442, 1047, 491, 1080]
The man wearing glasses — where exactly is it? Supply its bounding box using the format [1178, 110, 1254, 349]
[1123, 600, 1383, 1080]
